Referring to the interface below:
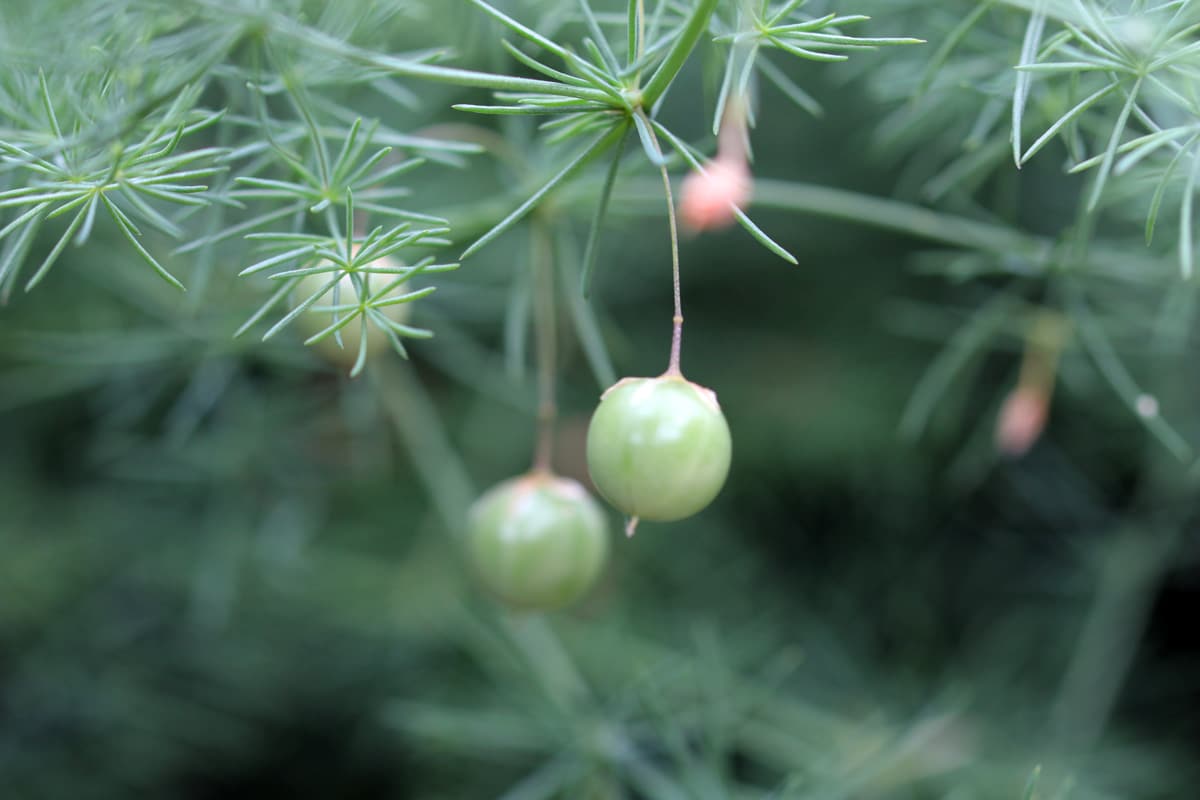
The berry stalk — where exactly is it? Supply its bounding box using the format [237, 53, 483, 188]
[532, 219, 558, 472]
[641, 112, 684, 377]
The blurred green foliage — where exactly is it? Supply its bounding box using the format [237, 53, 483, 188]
[3, 1, 1200, 799]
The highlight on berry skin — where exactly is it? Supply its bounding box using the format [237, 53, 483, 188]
[585, 374, 732, 535]
[466, 472, 610, 612]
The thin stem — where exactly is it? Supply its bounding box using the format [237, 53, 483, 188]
[640, 113, 684, 376]
[369, 362, 588, 705]
[369, 362, 475, 532]
[531, 218, 558, 472]
[1048, 525, 1173, 759]
[664, 163, 683, 376]
[717, 94, 750, 163]
[1017, 310, 1068, 394]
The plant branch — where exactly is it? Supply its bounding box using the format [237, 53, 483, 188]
[640, 0, 719, 108]
[203, 4, 614, 103]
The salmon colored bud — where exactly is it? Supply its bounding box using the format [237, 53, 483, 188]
[995, 385, 1049, 457]
[678, 157, 752, 232]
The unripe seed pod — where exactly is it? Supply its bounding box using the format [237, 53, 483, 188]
[678, 156, 752, 232]
[467, 472, 609, 611]
[294, 252, 412, 370]
[586, 375, 732, 524]
[995, 384, 1049, 457]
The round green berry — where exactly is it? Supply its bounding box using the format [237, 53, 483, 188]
[586, 375, 732, 523]
[467, 472, 609, 611]
[294, 254, 412, 370]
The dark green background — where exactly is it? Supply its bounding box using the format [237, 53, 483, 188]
[2, 2, 1198, 798]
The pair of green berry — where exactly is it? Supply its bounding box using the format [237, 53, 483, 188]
[467, 373, 732, 611]
[291, 260, 729, 610]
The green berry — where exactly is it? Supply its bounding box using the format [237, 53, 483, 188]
[467, 472, 609, 611]
[294, 255, 412, 370]
[586, 375, 732, 523]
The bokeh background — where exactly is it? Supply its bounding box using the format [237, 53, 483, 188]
[2, 1, 1199, 798]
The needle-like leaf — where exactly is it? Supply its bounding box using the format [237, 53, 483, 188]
[461, 125, 626, 260]
[581, 124, 630, 297]
[1013, 5, 1048, 167]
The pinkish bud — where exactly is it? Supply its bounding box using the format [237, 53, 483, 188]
[678, 156, 752, 232]
[995, 385, 1049, 457]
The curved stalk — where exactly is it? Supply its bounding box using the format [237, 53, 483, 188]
[531, 219, 558, 473]
[638, 112, 684, 376]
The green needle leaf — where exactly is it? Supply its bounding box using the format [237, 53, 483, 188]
[262, 275, 339, 341]
[349, 319, 371, 378]
[631, 110, 667, 166]
[1022, 765, 1042, 800]
[768, 37, 848, 63]
[1020, 82, 1119, 165]
[558, 233, 617, 390]
[641, 0, 719, 108]
[1145, 135, 1198, 247]
[900, 292, 1016, 440]
[461, 124, 625, 260]
[0, 203, 48, 247]
[331, 118, 365, 182]
[500, 40, 592, 88]
[768, 0, 807, 28]
[581, 124, 630, 297]
[100, 194, 186, 291]
[1068, 282, 1191, 462]
[303, 308, 365, 345]
[234, 280, 295, 338]
[467, 0, 574, 63]
[37, 69, 64, 141]
[0, 213, 42, 302]
[23, 203, 90, 292]
[915, 1, 992, 99]
[756, 56, 822, 118]
[627, 0, 638, 66]
[452, 104, 592, 116]
[577, 0, 619, 72]
[1086, 77, 1142, 213]
[1179, 143, 1200, 279]
[240, 246, 319, 277]
[74, 193, 101, 245]
[1012, 6, 1047, 167]
[653, 121, 796, 264]
[733, 207, 797, 265]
